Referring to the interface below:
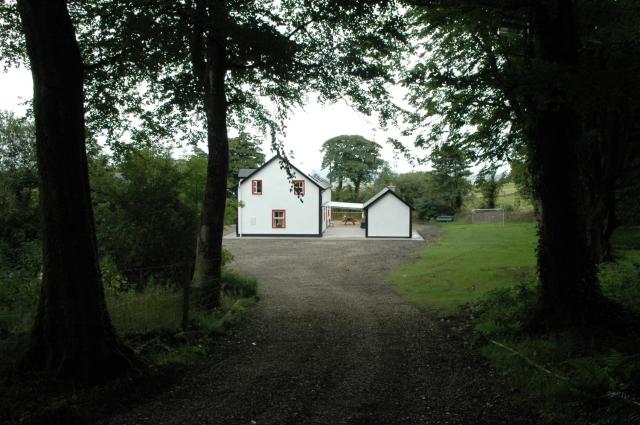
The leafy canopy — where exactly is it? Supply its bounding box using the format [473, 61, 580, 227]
[321, 134, 384, 193]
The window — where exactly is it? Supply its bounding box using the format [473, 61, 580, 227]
[272, 209, 286, 228]
[252, 180, 262, 195]
[293, 180, 305, 196]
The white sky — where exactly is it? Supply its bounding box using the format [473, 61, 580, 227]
[0, 67, 425, 175]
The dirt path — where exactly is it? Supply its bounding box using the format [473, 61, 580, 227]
[103, 226, 536, 425]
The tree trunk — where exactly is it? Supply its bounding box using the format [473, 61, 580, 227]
[17, 0, 142, 382]
[528, 1, 605, 329]
[191, 0, 229, 309]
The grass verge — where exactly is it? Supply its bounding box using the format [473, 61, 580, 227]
[393, 223, 640, 424]
[0, 269, 259, 425]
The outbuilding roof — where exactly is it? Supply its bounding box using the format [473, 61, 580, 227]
[323, 201, 364, 210]
[363, 187, 413, 210]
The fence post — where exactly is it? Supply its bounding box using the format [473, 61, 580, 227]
[182, 277, 191, 331]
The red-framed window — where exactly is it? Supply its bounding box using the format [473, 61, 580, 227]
[293, 180, 305, 196]
[272, 209, 286, 228]
[252, 179, 262, 195]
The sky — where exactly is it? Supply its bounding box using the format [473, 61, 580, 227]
[0, 67, 425, 175]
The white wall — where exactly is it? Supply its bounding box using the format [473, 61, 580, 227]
[367, 194, 411, 238]
[238, 160, 321, 235]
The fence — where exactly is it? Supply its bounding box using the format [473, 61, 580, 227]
[0, 263, 250, 356]
[331, 210, 364, 221]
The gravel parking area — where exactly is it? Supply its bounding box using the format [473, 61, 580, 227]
[102, 225, 536, 425]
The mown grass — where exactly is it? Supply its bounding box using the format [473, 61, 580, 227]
[391, 223, 537, 313]
[393, 223, 640, 424]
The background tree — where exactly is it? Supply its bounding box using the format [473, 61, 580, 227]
[429, 143, 472, 213]
[321, 135, 384, 196]
[92, 148, 198, 289]
[0, 111, 39, 266]
[227, 133, 265, 193]
[475, 165, 503, 209]
[392, 172, 428, 208]
[13, 0, 140, 381]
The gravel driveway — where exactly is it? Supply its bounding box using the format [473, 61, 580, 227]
[103, 226, 536, 425]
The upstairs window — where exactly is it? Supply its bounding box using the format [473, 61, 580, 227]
[293, 180, 305, 196]
[272, 209, 286, 228]
[252, 180, 262, 195]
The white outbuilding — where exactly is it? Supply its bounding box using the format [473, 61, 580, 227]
[363, 187, 413, 238]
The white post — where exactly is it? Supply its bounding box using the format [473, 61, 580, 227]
[237, 182, 242, 237]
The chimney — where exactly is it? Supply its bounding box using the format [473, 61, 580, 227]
[388, 185, 396, 192]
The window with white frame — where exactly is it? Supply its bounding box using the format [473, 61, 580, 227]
[252, 179, 262, 195]
[272, 209, 286, 228]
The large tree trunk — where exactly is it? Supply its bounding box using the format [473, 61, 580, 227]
[528, 0, 605, 329]
[191, 0, 229, 309]
[17, 0, 141, 382]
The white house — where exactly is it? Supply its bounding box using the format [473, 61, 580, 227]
[363, 187, 413, 238]
[237, 155, 332, 237]
[236, 155, 413, 238]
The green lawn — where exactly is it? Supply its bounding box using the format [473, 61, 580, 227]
[392, 223, 537, 313]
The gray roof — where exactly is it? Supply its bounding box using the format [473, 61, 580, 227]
[308, 173, 331, 190]
[238, 168, 256, 178]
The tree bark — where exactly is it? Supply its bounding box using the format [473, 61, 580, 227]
[191, 0, 229, 309]
[17, 0, 142, 382]
[527, 0, 605, 329]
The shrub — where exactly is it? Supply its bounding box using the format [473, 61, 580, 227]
[221, 270, 258, 298]
[599, 253, 640, 314]
[473, 282, 538, 339]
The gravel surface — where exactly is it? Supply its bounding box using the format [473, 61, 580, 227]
[102, 225, 537, 425]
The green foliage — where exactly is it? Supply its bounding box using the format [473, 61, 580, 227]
[0, 111, 39, 266]
[477, 299, 640, 425]
[403, 4, 527, 162]
[0, 244, 40, 336]
[466, 225, 640, 425]
[429, 144, 472, 212]
[393, 172, 429, 207]
[221, 269, 258, 299]
[321, 135, 384, 194]
[176, 149, 208, 218]
[391, 171, 451, 219]
[65, 1, 406, 152]
[151, 343, 209, 367]
[191, 297, 256, 337]
[599, 251, 640, 315]
[228, 133, 265, 191]
[474, 165, 504, 209]
[106, 285, 184, 334]
[473, 284, 537, 338]
[92, 147, 198, 288]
